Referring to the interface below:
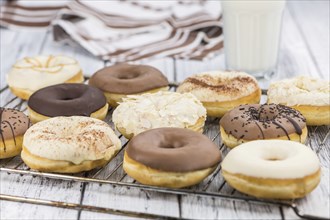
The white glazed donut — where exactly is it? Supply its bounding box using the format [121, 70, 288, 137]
[7, 55, 84, 100]
[21, 116, 121, 173]
[222, 140, 321, 199]
[112, 91, 207, 139]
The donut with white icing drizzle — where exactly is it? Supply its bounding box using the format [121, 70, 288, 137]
[7, 55, 84, 100]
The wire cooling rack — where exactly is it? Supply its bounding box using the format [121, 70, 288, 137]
[0, 83, 329, 220]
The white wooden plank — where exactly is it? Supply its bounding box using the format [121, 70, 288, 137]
[288, 0, 329, 79]
[0, 170, 81, 219]
[0, 201, 77, 220]
[40, 31, 104, 77]
[82, 183, 180, 219]
[80, 211, 138, 220]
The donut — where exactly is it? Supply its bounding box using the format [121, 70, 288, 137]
[89, 64, 169, 107]
[112, 91, 206, 139]
[220, 104, 307, 148]
[221, 140, 321, 199]
[7, 55, 84, 100]
[177, 71, 261, 117]
[267, 75, 330, 125]
[123, 127, 221, 188]
[27, 83, 108, 124]
[21, 116, 121, 173]
[0, 108, 30, 159]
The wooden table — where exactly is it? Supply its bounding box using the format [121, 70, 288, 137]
[1, 1, 329, 219]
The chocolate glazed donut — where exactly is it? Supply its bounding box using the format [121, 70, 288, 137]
[220, 104, 307, 148]
[126, 128, 221, 172]
[88, 64, 169, 94]
[28, 83, 106, 117]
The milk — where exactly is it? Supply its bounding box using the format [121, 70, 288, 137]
[222, 0, 286, 77]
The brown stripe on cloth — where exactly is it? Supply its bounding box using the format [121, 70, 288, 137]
[0, 0, 67, 27]
[1, 0, 223, 62]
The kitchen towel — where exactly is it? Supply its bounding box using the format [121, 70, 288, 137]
[1, 0, 223, 62]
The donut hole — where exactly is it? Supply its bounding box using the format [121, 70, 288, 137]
[262, 148, 289, 161]
[58, 92, 84, 101]
[118, 73, 139, 80]
[159, 140, 184, 149]
[265, 157, 282, 161]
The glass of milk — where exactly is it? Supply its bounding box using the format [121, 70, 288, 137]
[222, 0, 286, 78]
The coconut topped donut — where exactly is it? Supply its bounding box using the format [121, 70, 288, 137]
[267, 76, 330, 126]
[112, 91, 206, 138]
[268, 75, 330, 106]
[7, 55, 84, 100]
[220, 104, 307, 148]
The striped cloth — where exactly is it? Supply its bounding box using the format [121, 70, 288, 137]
[1, 0, 223, 62]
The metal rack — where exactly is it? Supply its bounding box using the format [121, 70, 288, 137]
[0, 84, 329, 220]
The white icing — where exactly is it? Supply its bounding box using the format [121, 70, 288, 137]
[7, 55, 82, 91]
[222, 140, 320, 179]
[112, 91, 206, 136]
[23, 116, 121, 164]
[177, 71, 260, 102]
[268, 75, 330, 106]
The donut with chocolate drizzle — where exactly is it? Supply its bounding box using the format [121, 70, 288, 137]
[0, 108, 30, 158]
[220, 104, 307, 148]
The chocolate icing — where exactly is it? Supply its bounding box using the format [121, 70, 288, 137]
[220, 104, 306, 140]
[0, 108, 30, 151]
[88, 64, 169, 94]
[28, 83, 106, 117]
[126, 127, 221, 172]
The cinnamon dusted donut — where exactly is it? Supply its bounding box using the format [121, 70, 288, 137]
[21, 116, 121, 173]
[267, 76, 330, 125]
[7, 55, 84, 100]
[89, 64, 169, 107]
[112, 91, 207, 139]
[27, 84, 108, 123]
[0, 108, 30, 159]
[222, 140, 321, 199]
[123, 128, 221, 188]
[220, 104, 307, 148]
[177, 71, 261, 117]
